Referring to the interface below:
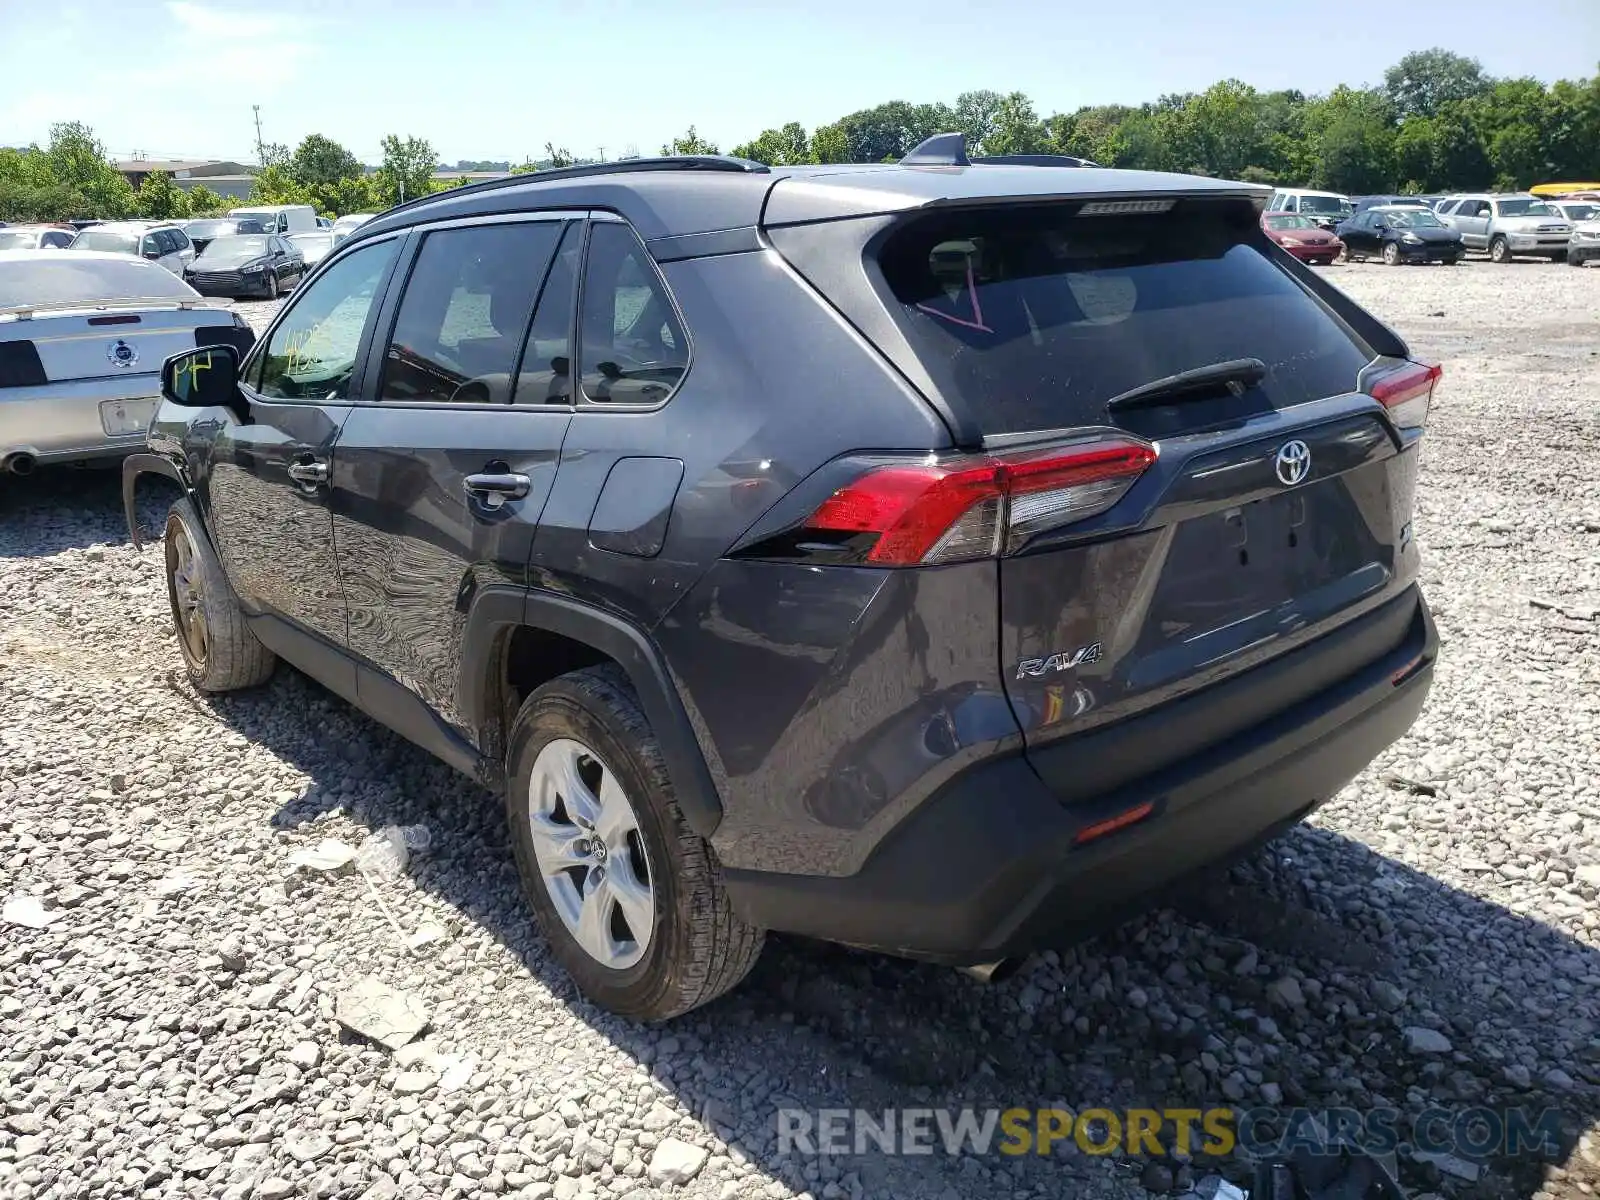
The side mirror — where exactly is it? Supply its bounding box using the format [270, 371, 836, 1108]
[144, 250, 162, 260]
[162, 344, 242, 415]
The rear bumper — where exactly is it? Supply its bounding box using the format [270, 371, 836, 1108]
[725, 588, 1436, 964]
[0, 377, 162, 464]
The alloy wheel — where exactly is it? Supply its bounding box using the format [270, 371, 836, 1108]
[527, 737, 655, 970]
[166, 522, 208, 669]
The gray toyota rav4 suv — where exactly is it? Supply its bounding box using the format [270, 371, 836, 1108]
[128, 136, 1438, 1019]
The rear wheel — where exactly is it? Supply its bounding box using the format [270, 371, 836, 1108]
[163, 499, 275, 692]
[1381, 241, 1402, 266]
[1489, 236, 1512, 264]
[265, 272, 280, 300]
[505, 664, 764, 1020]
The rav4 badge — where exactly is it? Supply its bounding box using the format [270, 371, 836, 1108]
[1016, 643, 1103, 680]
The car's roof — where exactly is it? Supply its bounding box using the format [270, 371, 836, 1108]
[0, 248, 161, 264]
[4, 222, 75, 231]
[1369, 204, 1434, 212]
[87, 220, 179, 232]
[351, 160, 1271, 248]
[1273, 187, 1348, 197]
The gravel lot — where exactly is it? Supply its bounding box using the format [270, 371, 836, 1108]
[2, 260, 1599, 1200]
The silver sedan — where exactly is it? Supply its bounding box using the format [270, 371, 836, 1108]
[0, 251, 254, 475]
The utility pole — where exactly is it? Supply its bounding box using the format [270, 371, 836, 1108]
[597, 145, 606, 162]
[252, 105, 265, 166]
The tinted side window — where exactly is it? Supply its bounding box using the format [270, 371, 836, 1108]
[141, 235, 161, 257]
[379, 221, 562, 406]
[578, 222, 689, 406]
[514, 223, 579, 405]
[254, 239, 398, 400]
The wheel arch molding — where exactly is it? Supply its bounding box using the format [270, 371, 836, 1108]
[459, 585, 724, 840]
[123, 452, 196, 552]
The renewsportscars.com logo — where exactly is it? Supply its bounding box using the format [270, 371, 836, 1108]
[776, 1105, 1567, 1160]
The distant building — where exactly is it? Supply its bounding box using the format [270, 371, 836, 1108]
[114, 159, 255, 199]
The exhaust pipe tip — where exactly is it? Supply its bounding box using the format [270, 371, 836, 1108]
[3, 452, 37, 476]
[959, 957, 1024, 985]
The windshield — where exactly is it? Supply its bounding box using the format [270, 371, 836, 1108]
[1383, 210, 1445, 229]
[1266, 214, 1316, 231]
[186, 221, 231, 239]
[72, 231, 140, 255]
[0, 255, 197, 308]
[230, 211, 278, 229]
[290, 233, 332, 252]
[1559, 204, 1597, 221]
[0, 230, 42, 251]
[877, 202, 1372, 436]
[1497, 199, 1556, 218]
[199, 236, 269, 260]
[1298, 195, 1351, 216]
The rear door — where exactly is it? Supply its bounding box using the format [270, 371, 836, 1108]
[1455, 200, 1489, 247]
[865, 198, 1428, 782]
[329, 213, 577, 738]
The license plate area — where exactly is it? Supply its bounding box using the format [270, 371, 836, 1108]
[1152, 490, 1326, 639]
[100, 397, 158, 436]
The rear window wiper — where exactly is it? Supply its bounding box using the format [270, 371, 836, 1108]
[1105, 358, 1267, 411]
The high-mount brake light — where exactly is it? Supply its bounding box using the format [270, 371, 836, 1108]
[1367, 360, 1440, 430]
[1077, 199, 1176, 216]
[802, 438, 1158, 566]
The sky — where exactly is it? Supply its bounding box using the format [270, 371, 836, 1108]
[3, 0, 1597, 167]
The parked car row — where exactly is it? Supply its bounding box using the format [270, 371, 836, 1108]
[1266, 185, 1600, 266]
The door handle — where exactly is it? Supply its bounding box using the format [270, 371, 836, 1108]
[287, 459, 328, 485]
[463, 472, 531, 500]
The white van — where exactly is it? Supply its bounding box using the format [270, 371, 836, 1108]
[227, 204, 319, 235]
[1266, 188, 1353, 230]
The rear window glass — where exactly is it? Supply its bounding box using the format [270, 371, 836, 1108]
[876, 203, 1373, 435]
[0, 256, 198, 309]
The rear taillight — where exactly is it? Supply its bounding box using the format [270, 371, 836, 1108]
[798, 437, 1157, 566]
[1368, 359, 1440, 431]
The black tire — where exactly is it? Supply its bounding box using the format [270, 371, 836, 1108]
[505, 664, 764, 1020]
[1550, 253, 1568, 263]
[265, 272, 279, 300]
[1442, 257, 1460, 265]
[1571, 254, 1587, 267]
[163, 498, 275, 692]
[1489, 236, 1512, 264]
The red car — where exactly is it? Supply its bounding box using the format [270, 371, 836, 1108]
[1261, 212, 1343, 265]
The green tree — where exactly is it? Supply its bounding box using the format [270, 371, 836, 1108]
[44, 122, 135, 217]
[374, 134, 437, 206]
[135, 170, 190, 219]
[661, 127, 718, 156]
[1304, 87, 1397, 193]
[1383, 48, 1491, 120]
[289, 134, 361, 188]
[809, 122, 851, 164]
[250, 163, 313, 205]
[731, 122, 810, 165]
[183, 184, 230, 217]
[1175, 80, 1267, 179]
[953, 90, 1005, 153]
[983, 92, 1047, 157]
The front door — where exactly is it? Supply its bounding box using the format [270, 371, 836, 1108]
[330, 216, 578, 738]
[205, 235, 404, 691]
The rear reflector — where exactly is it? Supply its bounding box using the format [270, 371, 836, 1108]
[1367, 359, 1440, 430]
[1073, 800, 1155, 845]
[803, 437, 1157, 566]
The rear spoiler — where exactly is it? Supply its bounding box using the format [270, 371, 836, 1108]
[0, 296, 225, 320]
[901, 133, 1098, 169]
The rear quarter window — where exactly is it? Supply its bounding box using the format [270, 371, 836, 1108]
[875, 201, 1374, 436]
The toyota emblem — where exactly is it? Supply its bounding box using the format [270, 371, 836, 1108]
[1274, 439, 1311, 487]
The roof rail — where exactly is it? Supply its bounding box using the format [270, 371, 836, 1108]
[901, 132, 971, 167]
[376, 154, 771, 221]
[972, 153, 1098, 169]
[899, 135, 1098, 170]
